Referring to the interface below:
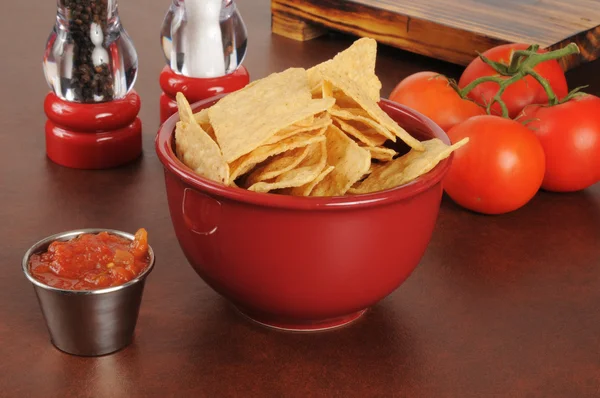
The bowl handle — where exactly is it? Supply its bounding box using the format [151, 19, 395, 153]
[182, 188, 221, 235]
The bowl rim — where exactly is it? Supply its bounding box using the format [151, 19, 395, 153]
[155, 95, 452, 210]
[22, 228, 156, 295]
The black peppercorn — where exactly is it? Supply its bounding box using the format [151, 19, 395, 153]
[65, 0, 114, 102]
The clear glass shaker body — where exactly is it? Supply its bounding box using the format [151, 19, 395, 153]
[160, 0, 248, 78]
[43, 0, 138, 103]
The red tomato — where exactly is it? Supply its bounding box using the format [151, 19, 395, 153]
[458, 44, 568, 118]
[444, 115, 546, 215]
[520, 94, 600, 192]
[389, 71, 486, 132]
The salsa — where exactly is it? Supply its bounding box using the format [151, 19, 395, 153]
[29, 228, 150, 290]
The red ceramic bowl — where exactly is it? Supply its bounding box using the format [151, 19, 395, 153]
[156, 96, 452, 331]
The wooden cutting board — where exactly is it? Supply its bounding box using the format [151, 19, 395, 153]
[271, 0, 600, 71]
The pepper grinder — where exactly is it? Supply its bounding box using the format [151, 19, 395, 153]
[43, 0, 141, 169]
[159, 0, 249, 123]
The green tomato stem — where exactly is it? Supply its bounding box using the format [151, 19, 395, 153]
[487, 73, 522, 118]
[458, 43, 580, 118]
[459, 75, 504, 98]
[527, 69, 558, 105]
[480, 55, 510, 75]
[507, 50, 535, 73]
[558, 85, 589, 104]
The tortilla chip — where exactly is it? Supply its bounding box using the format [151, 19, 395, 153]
[208, 67, 335, 162]
[363, 146, 397, 161]
[284, 165, 335, 197]
[295, 115, 316, 128]
[333, 117, 388, 147]
[346, 186, 361, 195]
[350, 138, 469, 194]
[244, 146, 311, 186]
[337, 107, 370, 118]
[193, 108, 209, 125]
[247, 140, 328, 193]
[190, 108, 216, 141]
[329, 105, 395, 141]
[320, 68, 424, 150]
[310, 83, 322, 98]
[264, 114, 332, 145]
[322, 80, 333, 98]
[346, 162, 384, 194]
[307, 37, 381, 103]
[175, 121, 230, 184]
[228, 130, 326, 184]
[310, 125, 371, 197]
[368, 161, 384, 175]
[176, 92, 196, 125]
[332, 91, 363, 109]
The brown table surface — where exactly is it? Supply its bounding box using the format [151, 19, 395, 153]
[2, 1, 600, 397]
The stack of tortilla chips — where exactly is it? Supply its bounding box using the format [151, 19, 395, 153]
[174, 38, 468, 197]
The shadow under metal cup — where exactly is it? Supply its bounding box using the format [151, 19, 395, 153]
[22, 229, 155, 357]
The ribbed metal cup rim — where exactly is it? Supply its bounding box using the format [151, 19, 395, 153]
[22, 228, 155, 295]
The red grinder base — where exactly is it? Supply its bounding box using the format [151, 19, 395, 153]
[44, 91, 143, 170]
[159, 65, 250, 123]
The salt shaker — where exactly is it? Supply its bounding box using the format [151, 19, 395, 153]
[159, 0, 250, 123]
[43, 0, 142, 169]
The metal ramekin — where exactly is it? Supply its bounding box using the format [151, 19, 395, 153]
[22, 229, 155, 356]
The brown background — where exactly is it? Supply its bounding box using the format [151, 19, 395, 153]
[1, 0, 599, 397]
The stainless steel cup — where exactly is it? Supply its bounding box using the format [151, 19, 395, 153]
[22, 229, 155, 356]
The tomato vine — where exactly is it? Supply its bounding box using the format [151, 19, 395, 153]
[458, 43, 580, 118]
